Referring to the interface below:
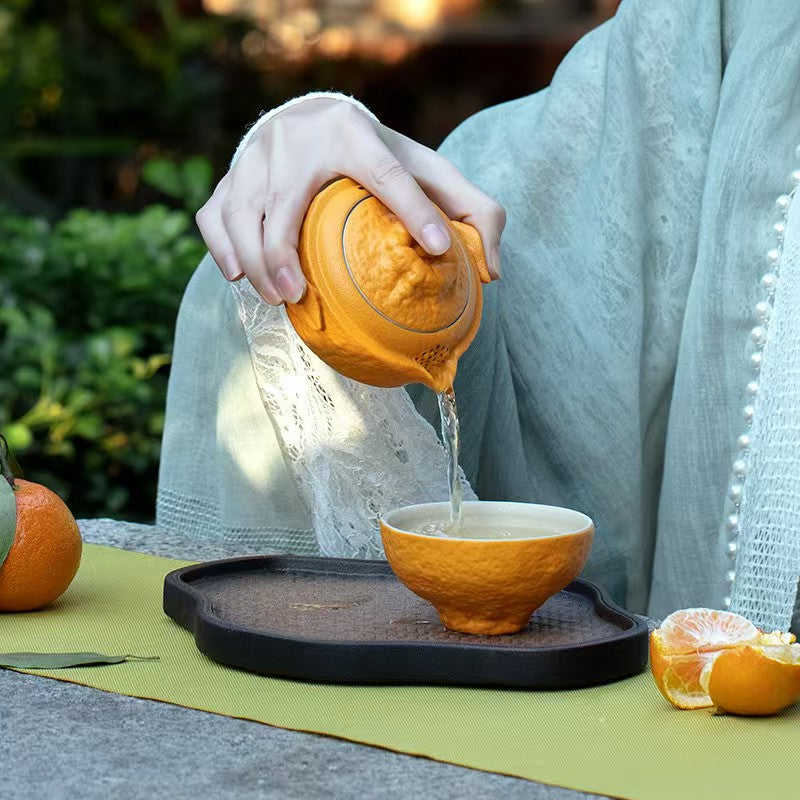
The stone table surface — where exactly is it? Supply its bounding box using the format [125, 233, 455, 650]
[2, 519, 609, 800]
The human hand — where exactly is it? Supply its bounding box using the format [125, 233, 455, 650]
[195, 97, 506, 304]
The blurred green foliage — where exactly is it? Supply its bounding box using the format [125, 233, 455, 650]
[141, 156, 213, 213]
[0, 1, 230, 520]
[0, 0, 252, 216]
[0, 200, 207, 520]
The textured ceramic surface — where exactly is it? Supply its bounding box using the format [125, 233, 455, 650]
[287, 178, 491, 392]
[380, 501, 595, 635]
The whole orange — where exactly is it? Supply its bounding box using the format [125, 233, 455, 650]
[0, 478, 82, 611]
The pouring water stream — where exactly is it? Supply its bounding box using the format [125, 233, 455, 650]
[437, 386, 463, 534]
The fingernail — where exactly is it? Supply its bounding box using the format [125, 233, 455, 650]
[490, 243, 501, 279]
[222, 254, 243, 281]
[257, 283, 282, 305]
[421, 223, 451, 255]
[276, 266, 306, 304]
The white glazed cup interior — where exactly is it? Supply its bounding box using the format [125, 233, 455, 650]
[381, 500, 593, 542]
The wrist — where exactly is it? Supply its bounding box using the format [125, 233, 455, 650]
[231, 92, 377, 167]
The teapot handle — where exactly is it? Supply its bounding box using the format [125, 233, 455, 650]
[451, 221, 493, 285]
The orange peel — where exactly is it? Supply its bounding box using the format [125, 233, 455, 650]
[703, 643, 800, 716]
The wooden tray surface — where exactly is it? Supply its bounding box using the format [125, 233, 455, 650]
[164, 555, 649, 688]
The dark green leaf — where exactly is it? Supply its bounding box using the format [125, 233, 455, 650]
[182, 156, 212, 212]
[7, 450, 24, 480]
[0, 477, 15, 569]
[0, 652, 159, 669]
[0, 201, 204, 523]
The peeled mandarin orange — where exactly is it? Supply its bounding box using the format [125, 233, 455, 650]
[656, 607, 760, 653]
[649, 634, 719, 709]
[650, 608, 800, 715]
[0, 478, 82, 612]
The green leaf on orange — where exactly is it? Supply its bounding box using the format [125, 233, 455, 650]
[7, 448, 24, 479]
[0, 476, 15, 570]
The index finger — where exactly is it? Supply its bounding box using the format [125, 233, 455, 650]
[338, 129, 452, 256]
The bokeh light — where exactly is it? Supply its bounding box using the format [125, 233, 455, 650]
[202, 0, 483, 65]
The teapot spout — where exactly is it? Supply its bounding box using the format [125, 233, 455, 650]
[423, 357, 458, 395]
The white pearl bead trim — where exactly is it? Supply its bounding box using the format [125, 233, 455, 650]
[719, 149, 798, 609]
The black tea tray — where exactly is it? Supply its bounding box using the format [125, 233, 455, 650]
[163, 555, 648, 689]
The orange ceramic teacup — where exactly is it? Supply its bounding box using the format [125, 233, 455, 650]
[380, 501, 594, 635]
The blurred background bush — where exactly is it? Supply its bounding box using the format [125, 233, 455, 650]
[0, 0, 618, 522]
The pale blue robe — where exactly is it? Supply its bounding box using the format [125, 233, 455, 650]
[158, 0, 800, 621]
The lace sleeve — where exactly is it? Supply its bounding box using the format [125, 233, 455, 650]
[231, 281, 476, 558]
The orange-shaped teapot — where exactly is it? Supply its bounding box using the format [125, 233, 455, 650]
[287, 178, 492, 392]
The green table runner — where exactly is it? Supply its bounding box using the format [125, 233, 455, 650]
[2, 544, 798, 800]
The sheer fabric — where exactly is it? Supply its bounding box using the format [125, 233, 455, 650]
[731, 197, 800, 629]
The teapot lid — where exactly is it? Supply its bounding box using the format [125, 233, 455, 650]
[342, 195, 472, 332]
